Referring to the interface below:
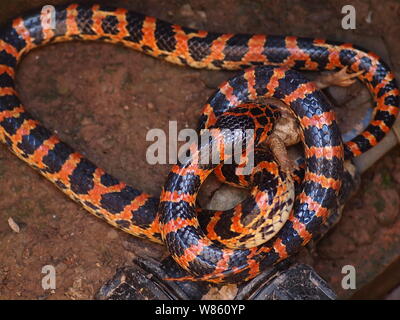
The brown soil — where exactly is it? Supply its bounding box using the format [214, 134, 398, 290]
[0, 0, 399, 300]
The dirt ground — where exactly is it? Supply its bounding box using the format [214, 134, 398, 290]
[0, 0, 399, 300]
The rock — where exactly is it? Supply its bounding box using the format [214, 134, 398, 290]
[197, 175, 222, 209]
[206, 184, 248, 211]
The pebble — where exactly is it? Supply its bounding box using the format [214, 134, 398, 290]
[107, 229, 119, 240]
[180, 4, 194, 17]
[81, 117, 92, 126]
[197, 10, 207, 21]
[8, 217, 20, 233]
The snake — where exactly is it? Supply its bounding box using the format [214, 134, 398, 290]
[0, 3, 398, 283]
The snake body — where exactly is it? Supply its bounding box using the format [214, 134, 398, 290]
[0, 4, 398, 283]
